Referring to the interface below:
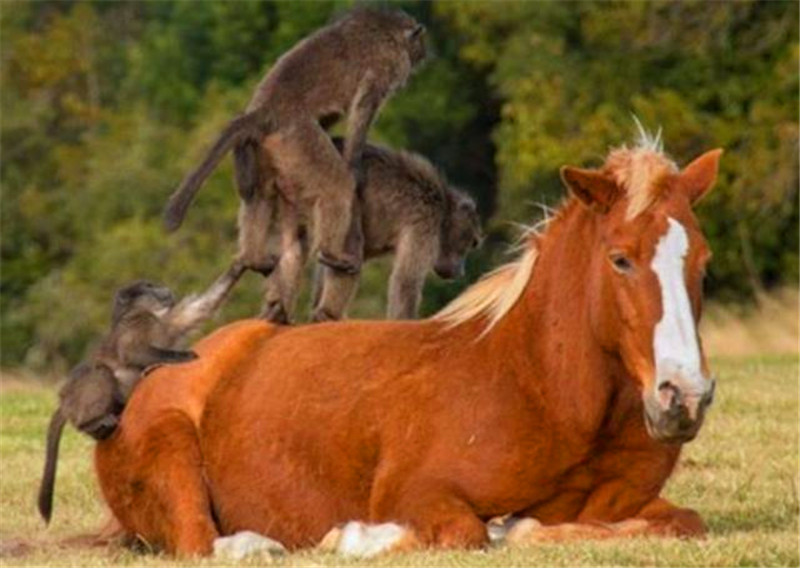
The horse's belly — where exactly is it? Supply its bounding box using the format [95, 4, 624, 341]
[200, 362, 374, 548]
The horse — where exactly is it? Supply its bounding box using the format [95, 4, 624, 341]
[93, 133, 722, 556]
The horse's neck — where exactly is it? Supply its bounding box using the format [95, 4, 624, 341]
[489, 206, 618, 436]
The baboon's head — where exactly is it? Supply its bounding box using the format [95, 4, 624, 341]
[435, 192, 482, 280]
[111, 280, 176, 324]
[349, 8, 427, 67]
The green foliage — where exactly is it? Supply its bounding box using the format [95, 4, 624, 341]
[1, 1, 797, 369]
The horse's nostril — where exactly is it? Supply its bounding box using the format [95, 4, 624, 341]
[657, 381, 682, 411]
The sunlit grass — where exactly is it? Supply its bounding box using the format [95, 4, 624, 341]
[1, 356, 798, 567]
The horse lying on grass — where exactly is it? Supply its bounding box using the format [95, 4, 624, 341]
[93, 135, 722, 556]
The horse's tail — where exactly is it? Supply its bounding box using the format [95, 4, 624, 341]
[38, 407, 67, 524]
[163, 110, 273, 231]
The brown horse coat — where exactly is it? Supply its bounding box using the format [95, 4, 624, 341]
[95, 140, 720, 555]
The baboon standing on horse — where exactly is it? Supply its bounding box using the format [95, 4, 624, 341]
[163, 8, 426, 279]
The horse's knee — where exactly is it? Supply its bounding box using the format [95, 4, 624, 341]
[372, 479, 488, 549]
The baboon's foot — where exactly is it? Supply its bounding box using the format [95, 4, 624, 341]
[311, 307, 341, 323]
[261, 302, 290, 325]
[317, 251, 361, 275]
[239, 254, 280, 278]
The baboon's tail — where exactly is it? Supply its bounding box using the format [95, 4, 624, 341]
[163, 111, 271, 232]
[38, 408, 67, 524]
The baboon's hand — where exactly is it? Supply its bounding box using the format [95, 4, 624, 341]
[81, 414, 120, 441]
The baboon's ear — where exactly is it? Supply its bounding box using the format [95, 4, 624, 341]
[407, 24, 425, 39]
[560, 166, 619, 213]
[678, 149, 723, 205]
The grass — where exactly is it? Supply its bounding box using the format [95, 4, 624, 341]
[1, 356, 798, 567]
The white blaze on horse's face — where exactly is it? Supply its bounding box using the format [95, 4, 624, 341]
[646, 217, 714, 442]
[652, 218, 704, 392]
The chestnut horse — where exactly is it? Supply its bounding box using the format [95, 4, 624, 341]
[94, 135, 722, 555]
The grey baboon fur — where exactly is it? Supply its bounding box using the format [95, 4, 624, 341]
[262, 139, 483, 323]
[163, 7, 426, 276]
[37, 263, 244, 524]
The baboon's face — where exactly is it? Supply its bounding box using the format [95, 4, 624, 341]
[112, 280, 176, 321]
[435, 196, 482, 280]
[381, 10, 426, 67]
[404, 23, 427, 67]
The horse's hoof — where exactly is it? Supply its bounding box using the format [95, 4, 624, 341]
[213, 531, 286, 560]
[504, 518, 543, 544]
[320, 521, 414, 557]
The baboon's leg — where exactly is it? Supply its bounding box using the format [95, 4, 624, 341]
[266, 122, 359, 274]
[312, 198, 364, 322]
[260, 197, 308, 324]
[165, 260, 249, 338]
[387, 229, 437, 319]
[260, 270, 285, 323]
[311, 267, 360, 322]
[236, 191, 278, 277]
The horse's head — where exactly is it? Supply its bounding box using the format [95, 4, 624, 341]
[560, 142, 722, 444]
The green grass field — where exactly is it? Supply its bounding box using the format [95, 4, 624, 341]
[1, 356, 798, 567]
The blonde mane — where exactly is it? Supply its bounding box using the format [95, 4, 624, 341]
[433, 231, 539, 336]
[607, 121, 678, 219]
[434, 125, 672, 334]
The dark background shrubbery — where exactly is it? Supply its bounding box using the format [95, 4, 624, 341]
[2, 1, 797, 371]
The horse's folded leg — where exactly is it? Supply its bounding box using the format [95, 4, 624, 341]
[96, 411, 219, 557]
[634, 497, 707, 538]
[506, 519, 619, 544]
[506, 498, 706, 545]
[372, 480, 488, 549]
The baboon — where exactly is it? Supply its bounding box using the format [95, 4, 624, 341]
[37, 263, 244, 524]
[262, 139, 483, 323]
[163, 7, 426, 276]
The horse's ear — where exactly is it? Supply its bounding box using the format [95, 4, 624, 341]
[679, 148, 723, 205]
[560, 166, 618, 213]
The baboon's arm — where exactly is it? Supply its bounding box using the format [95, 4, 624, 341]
[163, 262, 246, 340]
[387, 229, 438, 319]
[126, 345, 198, 369]
[342, 75, 385, 171]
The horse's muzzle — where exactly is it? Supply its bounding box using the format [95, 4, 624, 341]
[643, 378, 715, 444]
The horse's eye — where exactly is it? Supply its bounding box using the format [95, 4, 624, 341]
[609, 253, 633, 274]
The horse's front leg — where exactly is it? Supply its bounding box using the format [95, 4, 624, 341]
[507, 494, 706, 544]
